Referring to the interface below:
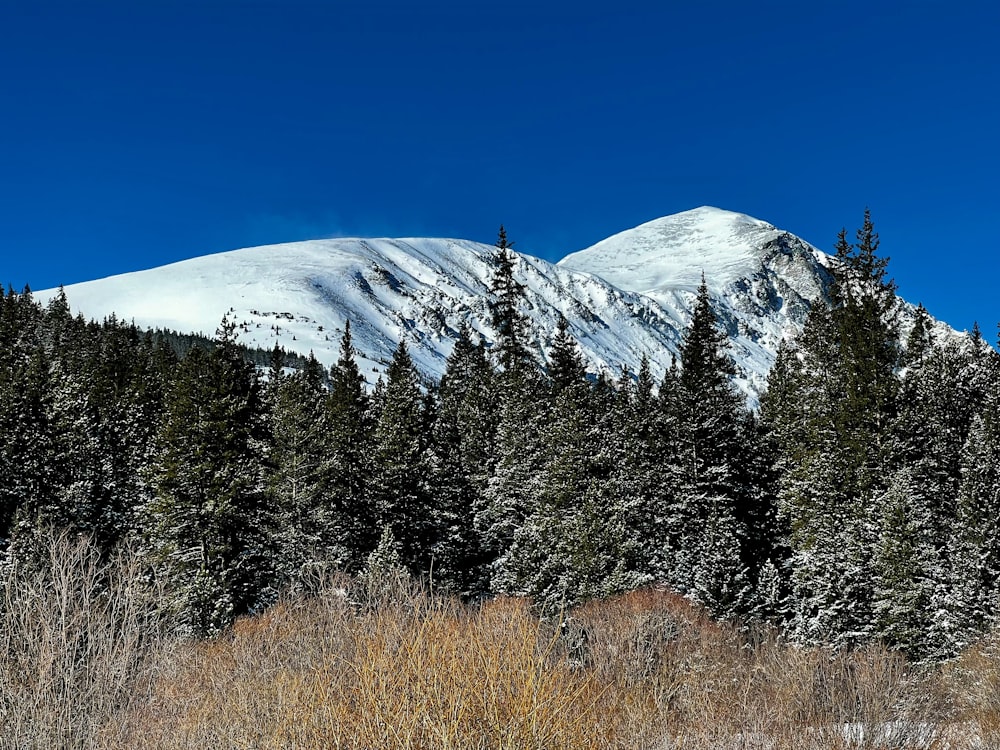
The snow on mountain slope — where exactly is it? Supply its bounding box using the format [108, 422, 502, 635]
[559, 206, 836, 393]
[42, 236, 688, 391]
[38, 206, 949, 401]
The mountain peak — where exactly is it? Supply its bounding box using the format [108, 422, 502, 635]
[558, 207, 785, 295]
[36, 208, 937, 404]
[558, 207, 835, 396]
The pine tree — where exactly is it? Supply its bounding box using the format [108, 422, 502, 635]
[95, 322, 170, 548]
[769, 302, 871, 644]
[495, 380, 634, 610]
[43, 314, 167, 555]
[948, 344, 1000, 650]
[902, 304, 934, 368]
[875, 337, 981, 659]
[765, 212, 901, 646]
[45, 313, 108, 546]
[830, 210, 900, 493]
[488, 226, 533, 374]
[431, 325, 497, 595]
[1, 346, 60, 561]
[872, 467, 938, 658]
[323, 321, 374, 569]
[483, 367, 550, 592]
[670, 279, 756, 616]
[547, 315, 587, 392]
[146, 320, 269, 635]
[266, 353, 338, 592]
[608, 357, 663, 583]
[369, 340, 434, 576]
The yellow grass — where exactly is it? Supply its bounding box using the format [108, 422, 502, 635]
[2, 536, 997, 749]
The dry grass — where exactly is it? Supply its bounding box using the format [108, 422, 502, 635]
[944, 630, 1000, 747]
[3, 538, 997, 749]
[118, 584, 663, 749]
[108, 584, 958, 750]
[574, 589, 947, 749]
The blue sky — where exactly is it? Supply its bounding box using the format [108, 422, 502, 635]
[2, 0, 998, 333]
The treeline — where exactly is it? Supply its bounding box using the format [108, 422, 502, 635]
[1, 213, 999, 661]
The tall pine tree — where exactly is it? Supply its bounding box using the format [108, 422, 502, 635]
[323, 321, 374, 569]
[369, 340, 435, 576]
[146, 319, 269, 635]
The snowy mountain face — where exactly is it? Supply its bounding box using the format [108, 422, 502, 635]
[37, 207, 940, 402]
[559, 207, 837, 395]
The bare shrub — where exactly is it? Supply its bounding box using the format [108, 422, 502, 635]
[0, 531, 167, 750]
[13, 576, 976, 750]
[572, 588, 946, 749]
[119, 583, 664, 749]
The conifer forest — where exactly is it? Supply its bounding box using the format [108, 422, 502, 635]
[2, 212, 1000, 672]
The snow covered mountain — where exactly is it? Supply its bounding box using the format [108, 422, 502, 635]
[559, 207, 835, 391]
[36, 207, 936, 400]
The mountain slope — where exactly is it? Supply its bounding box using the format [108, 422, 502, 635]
[37, 207, 945, 399]
[559, 206, 835, 391]
[44, 236, 689, 391]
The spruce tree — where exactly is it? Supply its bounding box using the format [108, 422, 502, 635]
[902, 304, 934, 368]
[830, 210, 900, 492]
[369, 340, 434, 576]
[948, 343, 1000, 650]
[874, 337, 981, 659]
[547, 315, 587, 392]
[1, 346, 60, 561]
[488, 226, 532, 374]
[495, 379, 633, 610]
[146, 320, 269, 635]
[324, 321, 374, 569]
[483, 366, 550, 592]
[431, 325, 497, 595]
[97, 323, 170, 548]
[765, 212, 901, 646]
[266, 353, 338, 592]
[670, 278, 756, 616]
[609, 356, 667, 584]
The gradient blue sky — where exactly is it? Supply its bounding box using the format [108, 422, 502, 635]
[2, 0, 997, 333]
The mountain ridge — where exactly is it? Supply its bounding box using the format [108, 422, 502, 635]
[36, 208, 948, 400]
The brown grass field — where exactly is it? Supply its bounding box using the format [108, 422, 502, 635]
[2, 536, 999, 749]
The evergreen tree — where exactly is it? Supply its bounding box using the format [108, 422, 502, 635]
[146, 320, 269, 635]
[483, 367, 550, 591]
[1, 346, 59, 560]
[874, 337, 981, 659]
[46, 315, 167, 554]
[609, 356, 668, 584]
[872, 467, 939, 658]
[547, 315, 587, 392]
[97, 323, 171, 547]
[431, 325, 497, 595]
[670, 279, 756, 616]
[45, 314, 109, 545]
[266, 353, 338, 592]
[829, 211, 900, 492]
[948, 344, 1000, 650]
[495, 380, 634, 611]
[369, 340, 434, 576]
[902, 304, 934, 368]
[488, 226, 533, 373]
[765, 212, 901, 646]
[323, 321, 374, 569]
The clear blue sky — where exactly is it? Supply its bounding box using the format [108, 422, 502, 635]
[2, 0, 997, 333]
